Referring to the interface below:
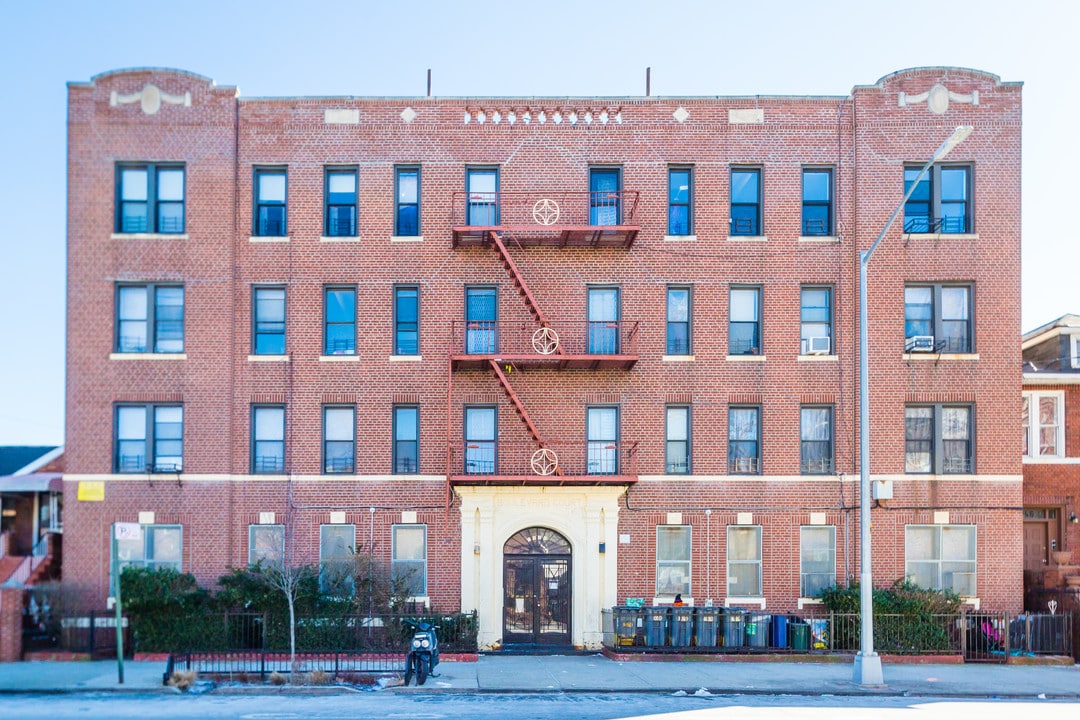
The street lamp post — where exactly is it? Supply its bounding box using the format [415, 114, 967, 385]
[853, 125, 973, 686]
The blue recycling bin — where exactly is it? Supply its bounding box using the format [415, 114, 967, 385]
[769, 614, 788, 648]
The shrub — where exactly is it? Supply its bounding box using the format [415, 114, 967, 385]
[120, 567, 219, 652]
[819, 580, 962, 653]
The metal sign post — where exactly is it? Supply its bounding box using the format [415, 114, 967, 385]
[112, 522, 141, 684]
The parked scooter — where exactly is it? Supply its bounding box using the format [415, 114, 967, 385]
[403, 618, 439, 685]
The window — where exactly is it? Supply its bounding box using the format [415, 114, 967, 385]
[116, 524, 182, 572]
[116, 284, 184, 353]
[904, 165, 971, 234]
[666, 286, 691, 355]
[464, 406, 496, 474]
[587, 406, 619, 475]
[324, 167, 357, 237]
[252, 405, 285, 473]
[466, 168, 499, 226]
[1022, 392, 1064, 458]
[588, 287, 620, 354]
[249, 524, 284, 569]
[668, 167, 692, 235]
[589, 167, 621, 226]
[392, 525, 427, 597]
[800, 287, 832, 355]
[394, 286, 419, 355]
[904, 284, 972, 353]
[323, 286, 356, 355]
[254, 168, 287, 236]
[393, 405, 419, 473]
[665, 406, 691, 474]
[465, 286, 498, 354]
[729, 287, 761, 355]
[801, 526, 836, 597]
[801, 406, 834, 474]
[115, 404, 183, 473]
[728, 406, 760, 474]
[906, 524, 976, 595]
[905, 405, 974, 474]
[1072, 335, 1080, 369]
[395, 166, 420, 236]
[116, 164, 185, 234]
[253, 286, 286, 355]
[801, 168, 833, 236]
[730, 168, 761, 236]
[323, 406, 355, 474]
[319, 524, 355, 595]
[656, 525, 690, 596]
[728, 525, 762, 597]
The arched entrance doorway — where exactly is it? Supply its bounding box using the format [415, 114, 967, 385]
[502, 527, 571, 646]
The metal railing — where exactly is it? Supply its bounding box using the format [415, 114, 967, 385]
[167, 650, 402, 681]
[449, 441, 638, 478]
[450, 320, 640, 357]
[903, 216, 968, 234]
[452, 190, 640, 228]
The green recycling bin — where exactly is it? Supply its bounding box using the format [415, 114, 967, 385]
[670, 607, 695, 646]
[744, 613, 770, 647]
[789, 622, 810, 652]
[695, 607, 720, 647]
[644, 607, 670, 647]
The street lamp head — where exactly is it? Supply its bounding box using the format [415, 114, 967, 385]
[932, 126, 974, 162]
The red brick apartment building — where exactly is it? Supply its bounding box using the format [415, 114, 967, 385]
[64, 66, 1022, 649]
[1022, 315, 1080, 593]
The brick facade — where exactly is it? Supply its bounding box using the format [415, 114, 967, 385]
[64, 66, 1023, 645]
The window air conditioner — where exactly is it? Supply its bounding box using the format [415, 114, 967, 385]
[806, 337, 830, 355]
[905, 335, 935, 353]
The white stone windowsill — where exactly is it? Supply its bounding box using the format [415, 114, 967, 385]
[319, 355, 359, 362]
[111, 233, 188, 240]
[389, 355, 423, 362]
[1022, 456, 1080, 464]
[319, 235, 360, 243]
[962, 597, 981, 611]
[247, 354, 290, 362]
[797, 354, 838, 362]
[652, 597, 696, 606]
[663, 234, 696, 242]
[726, 354, 766, 362]
[109, 352, 187, 361]
[798, 235, 839, 243]
[903, 353, 980, 361]
[726, 235, 768, 242]
[661, 355, 695, 362]
[249, 236, 290, 243]
[390, 236, 424, 243]
[902, 233, 979, 241]
[725, 597, 766, 609]
[797, 597, 824, 610]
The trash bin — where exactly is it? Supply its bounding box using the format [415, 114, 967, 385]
[644, 607, 670, 647]
[695, 607, 720, 647]
[769, 614, 788, 648]
[612, 606, 641, 647]
[670, 607, 695, 646]
[809, 618, 830, 650]
[722, 608, 744, 647]
[789, 622, 810, 651]
[744, 613, 770, 647]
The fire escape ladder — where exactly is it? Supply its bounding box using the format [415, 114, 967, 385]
[489, 359, 544, 445]
[488, 230, 554, 330]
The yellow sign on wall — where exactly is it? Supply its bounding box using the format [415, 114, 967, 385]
[77, 481, 105, 501]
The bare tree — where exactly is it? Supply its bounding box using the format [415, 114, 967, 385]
[253, 563, 315, 672]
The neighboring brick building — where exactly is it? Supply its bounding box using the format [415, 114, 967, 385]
[64, 66, 1023, 649]
[1021, 314, 1080, 592]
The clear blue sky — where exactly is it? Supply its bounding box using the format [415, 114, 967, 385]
[1, 0, 1076, 445]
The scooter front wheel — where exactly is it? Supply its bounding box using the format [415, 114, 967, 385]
[403, 654, 415, 686]
[417, 655, 429, 685]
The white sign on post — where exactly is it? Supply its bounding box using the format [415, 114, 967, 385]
[114, 522, 142, 541]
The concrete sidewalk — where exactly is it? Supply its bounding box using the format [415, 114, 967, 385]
[0, 656, 1078, 697]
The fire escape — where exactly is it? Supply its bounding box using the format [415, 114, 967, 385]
[446, 189, 641, 490]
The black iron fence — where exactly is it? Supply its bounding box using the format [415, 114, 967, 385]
[603, 607, 1071, 663]
[166, 649, 403, 682]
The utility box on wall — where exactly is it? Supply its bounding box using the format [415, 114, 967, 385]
[872, 479, 893, 500]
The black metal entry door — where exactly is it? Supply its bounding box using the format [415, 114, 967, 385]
[503, 555, 570, 645]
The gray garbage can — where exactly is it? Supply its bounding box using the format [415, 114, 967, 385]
[722, 609, 744, 647]
[612, 606, 641, 647]
[744, 613, 770, 647]
[670, 607, 694, 646]
[695, 607, 720, 647]
[644, 607, 670, 647]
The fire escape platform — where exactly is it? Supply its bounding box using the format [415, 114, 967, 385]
[452, 225, 638, 248]
[451, 353, 638, 371]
